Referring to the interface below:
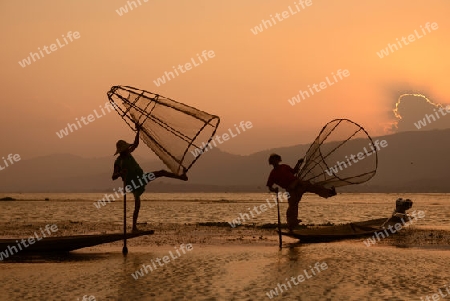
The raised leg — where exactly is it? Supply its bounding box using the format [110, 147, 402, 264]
[152, 170, 188, 181]
[303, 181, 336, 198]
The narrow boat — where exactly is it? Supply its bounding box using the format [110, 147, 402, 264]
[282, 198, 414, 243]
[0, 230, 154, 255]
[281, 216, 408, 242]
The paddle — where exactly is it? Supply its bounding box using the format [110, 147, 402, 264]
[276, 189, 282, 249]
[122, 176, 128, 256]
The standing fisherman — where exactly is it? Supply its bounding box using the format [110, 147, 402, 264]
[112, 122, 187, 232]
[266, 154, 336, 232]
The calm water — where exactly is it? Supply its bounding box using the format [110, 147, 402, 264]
[0, 192, 449, 228]
[1, 193, 449, 301]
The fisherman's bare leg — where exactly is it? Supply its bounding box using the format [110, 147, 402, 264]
[132, 194, 141, 232]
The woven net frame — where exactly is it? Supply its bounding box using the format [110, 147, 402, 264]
[107, 85, 220, 175]
[296, 119, 378, 188]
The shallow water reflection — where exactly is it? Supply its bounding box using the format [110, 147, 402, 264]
[1, 242, 449, 300]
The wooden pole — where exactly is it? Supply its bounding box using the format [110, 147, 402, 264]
[122, 178, 128, 256]
[276, 191, 282, 249]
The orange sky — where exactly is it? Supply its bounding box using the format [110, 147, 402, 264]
[1, 0, 449, 159]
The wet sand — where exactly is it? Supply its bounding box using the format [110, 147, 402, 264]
[1, 193, 450, 300]
[1, 221, 450, 300]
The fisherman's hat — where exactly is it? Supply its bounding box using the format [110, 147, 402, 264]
[114, 140, 131, 155]
[268, 153, 281, 164]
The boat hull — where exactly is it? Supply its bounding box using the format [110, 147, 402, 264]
[0, 230, 154, 254]
[281, 217, 407, 243]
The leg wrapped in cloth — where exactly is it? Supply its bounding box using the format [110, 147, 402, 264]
[286, 179, 336, 231]
[286, 180, 306, 231]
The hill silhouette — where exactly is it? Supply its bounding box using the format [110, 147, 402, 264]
[1, 129, 449, 193]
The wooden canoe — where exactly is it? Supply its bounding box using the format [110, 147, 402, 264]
[0, 230, 154, 255]
[281, 216, 409, 243]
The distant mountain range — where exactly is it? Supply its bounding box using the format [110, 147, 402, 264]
[1, 128, 449, 193]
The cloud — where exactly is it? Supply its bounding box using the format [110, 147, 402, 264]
[386, 93, 450, 133]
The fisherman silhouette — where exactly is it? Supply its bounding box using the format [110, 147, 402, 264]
[112, 122, 188, 232]
[266, 154, 336, 232]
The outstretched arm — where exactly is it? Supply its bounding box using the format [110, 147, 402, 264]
[129, 123, 140, 153]
[293, 158, 304, 174]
